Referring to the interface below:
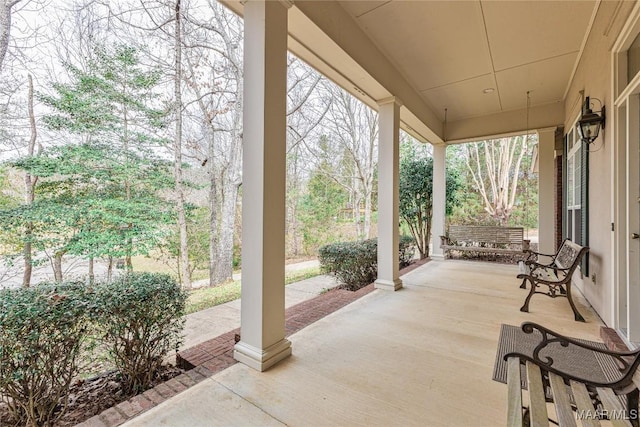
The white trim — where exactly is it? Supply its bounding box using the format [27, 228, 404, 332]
[445, 126, 555, 145]
[625, 94, 640, 341]
[614, 69, 640, 107]
[234, 339, 292, 372]
[374, 278, 403, 291]
[612, 0, 640, 53]
[563, 0, 602, 100]
[378, 96, 403, 107]
[611, 4, 640, 339]
[610, 47, 618, 330]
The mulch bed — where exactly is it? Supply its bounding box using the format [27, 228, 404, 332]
[0, 365, 183, 426]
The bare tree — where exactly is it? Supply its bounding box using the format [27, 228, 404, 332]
[21, 73, 37, 287]
[173, 0, 191, 288]
[318, 84, 378, 239]
[0, 0, 22, 73]
[285, 56, 331, 256]
[179, 1, 243, 285]
[463, 136, 530, 226]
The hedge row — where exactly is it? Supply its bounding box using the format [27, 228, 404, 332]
[318, 236, 415, 291]
[0, 273, 187, 426]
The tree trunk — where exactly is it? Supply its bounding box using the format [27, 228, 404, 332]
[22, 73, 37, 288]
[363, 185, 372, 239]
[173, 0, 191, 289]
[211, 182, 239, 283]
[107, 256, 113, 281]
[53, 252, 63, 282]
[182, 3, 244, 286]
[353, 189, 363, 239]
[22, 231, 32, 287]
[422, 221, 432, 259]
[208, 135, 218, 287]
[290, 204, 300, 256]
[211, 39, 243, 285]
[0, 1, 20, 73]
[88, 257, 94, 284]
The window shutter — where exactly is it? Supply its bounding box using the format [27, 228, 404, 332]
[580, 141, 589, 275]
[562, 134, 568, 240]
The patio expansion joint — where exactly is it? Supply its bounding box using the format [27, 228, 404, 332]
[211, 377, 288, 426]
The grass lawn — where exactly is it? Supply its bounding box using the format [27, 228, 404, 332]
[185, 266, 321, 314]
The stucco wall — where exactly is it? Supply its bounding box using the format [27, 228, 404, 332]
[563, 1, 635, 326]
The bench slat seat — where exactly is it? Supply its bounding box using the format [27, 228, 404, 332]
[507, 357, 524, 427]
[549, 372, 578, 427]
[527, 362, 549, 427]
[570, 380, 601, 427]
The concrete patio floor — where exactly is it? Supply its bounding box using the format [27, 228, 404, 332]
[123, 259, 604, 427]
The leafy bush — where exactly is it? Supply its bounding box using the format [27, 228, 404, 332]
[94, 273, 187, 395]
[319, 236, 415, 291]
[0, 283, 91, 426]
[399, 235, 416, 267]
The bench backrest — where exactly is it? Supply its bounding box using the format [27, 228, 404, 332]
[448, 226, 524, 245]
[553, 239, 589, 280]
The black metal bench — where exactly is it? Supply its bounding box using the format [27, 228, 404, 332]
[439, 225, 530, 259]
[518, 239, 589, 322]
[503, 322, 640, 427]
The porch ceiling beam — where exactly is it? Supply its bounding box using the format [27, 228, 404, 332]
[444, 102, 564, 144]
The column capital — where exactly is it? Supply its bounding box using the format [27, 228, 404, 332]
[378, 96, 403, 108]
[536, 126, 557, 136]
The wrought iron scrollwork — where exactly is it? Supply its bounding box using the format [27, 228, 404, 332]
[505, 322, 640, 389]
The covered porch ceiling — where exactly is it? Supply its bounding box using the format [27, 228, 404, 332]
[221, 0, 598, 144]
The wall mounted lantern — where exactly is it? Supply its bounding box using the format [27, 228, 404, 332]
[577, 96, 605, 144]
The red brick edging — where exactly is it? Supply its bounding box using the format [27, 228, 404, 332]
[77, 366, 212, 427]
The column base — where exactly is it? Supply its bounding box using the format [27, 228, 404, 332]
[430, 253, 445, 261]
[374, 278, 403, 291]
[234, 338, 292, 372]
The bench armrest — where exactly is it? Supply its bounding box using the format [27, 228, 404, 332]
[440, 235, 449, 247]
[504, 322, 640, 389]
[523, 249, 557, 262]
[520, 262, 570, 276]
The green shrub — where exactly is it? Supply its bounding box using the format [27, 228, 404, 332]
[319, 236, 415, 291]
[318, 239, 377, 291]
[95, 272, 187, 395]
[399, 235, 416, 268]
[0, 282, 91, 426]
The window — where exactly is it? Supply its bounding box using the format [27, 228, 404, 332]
[564, 125, 588, 274]
[628, 31, 640, 82]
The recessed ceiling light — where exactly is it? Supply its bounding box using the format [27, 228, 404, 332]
[483, 88, 495, 94]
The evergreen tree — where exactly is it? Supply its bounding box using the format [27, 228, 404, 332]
[1, 45, 173, 281]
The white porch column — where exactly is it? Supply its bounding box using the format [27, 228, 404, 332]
[375, 97, 403, 291]
[430, 144, 447, 260]
[234, 0, 292, 372]
[537, 128, 556, 255]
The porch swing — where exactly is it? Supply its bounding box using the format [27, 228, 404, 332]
[439, 99, 533, 260]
